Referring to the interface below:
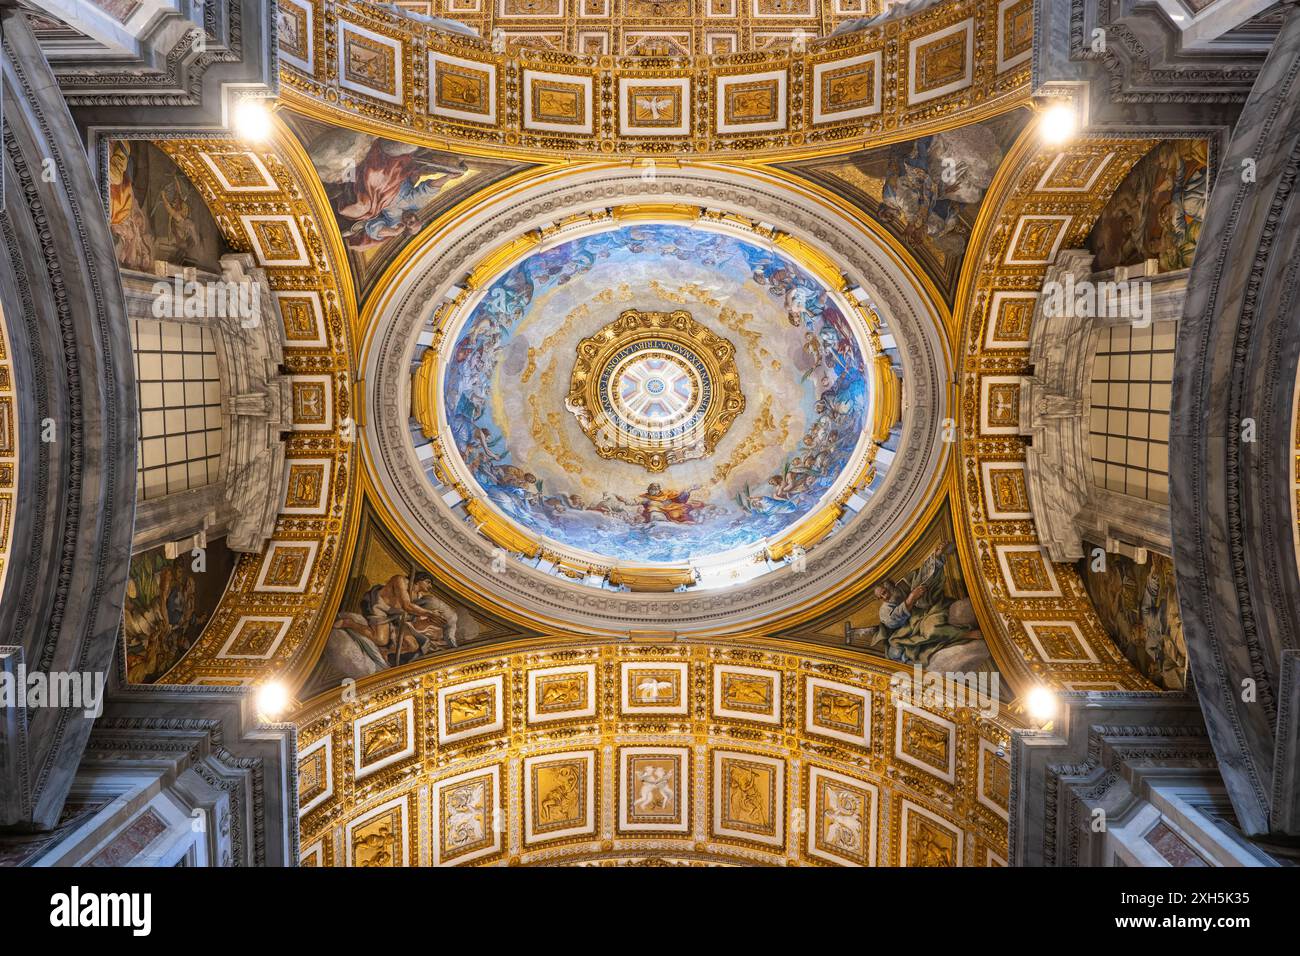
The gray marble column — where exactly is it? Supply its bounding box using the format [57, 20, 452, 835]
[1169, 2, 1300, 838]
[0, 11, 137, 831]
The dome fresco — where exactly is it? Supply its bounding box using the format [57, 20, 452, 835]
[418, 223, 889, 567]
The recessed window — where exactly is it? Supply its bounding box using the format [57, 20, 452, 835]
[1087, 321, 1175, 504]
[132, 320, 224, 500]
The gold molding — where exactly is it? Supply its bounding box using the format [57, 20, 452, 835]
[567, 308, 745, 473]
[765, 504, 842, 562]
[412, 347, 439, 439]
[0, 300, 18, 600]
[466, 499, 543, 559]
[272, 108, 361, 335]
[870, 354, 902, 443]
[144, 119, 362, 688]
[408, 4, 869, 59]
[466, 231, 543, 290]
[606, 566, 696, 591]
[772, 232, 848, 293]
[608, 202, 701, 222]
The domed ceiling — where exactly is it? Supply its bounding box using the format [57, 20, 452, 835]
[367, 164, 947, 633]
[425, 222, 888, 571]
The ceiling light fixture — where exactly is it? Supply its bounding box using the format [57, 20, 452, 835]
[233, 98, 274, 143]
[1039, 103, 1078, 145]
[256, 680, 291, 720]
[1024, 685, 1059, 725]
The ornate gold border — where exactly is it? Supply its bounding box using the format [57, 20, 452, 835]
[278, 0, 1031, 162]
[566, 308, 746, 473]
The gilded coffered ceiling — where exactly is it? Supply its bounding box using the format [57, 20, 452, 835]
[135, 130, 362, 689]
[296, 638, 1018, 867]
[953, 132, 1162, 693]
[275, 0, 1032, 159]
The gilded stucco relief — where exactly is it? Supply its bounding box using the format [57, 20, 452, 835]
[275, 0, 1031, 159]
[295, 640, 1018, 866]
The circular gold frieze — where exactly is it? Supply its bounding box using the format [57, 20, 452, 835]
[566, 309, 745, 473]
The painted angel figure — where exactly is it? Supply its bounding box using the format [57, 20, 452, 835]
[331, 138, 466, 248]
[156, 178, 201, 257]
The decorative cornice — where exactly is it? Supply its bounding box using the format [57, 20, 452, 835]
[47, 0, 278, 129]
[1009, 691, 1213, 866]
[84, 684, 299, 867]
